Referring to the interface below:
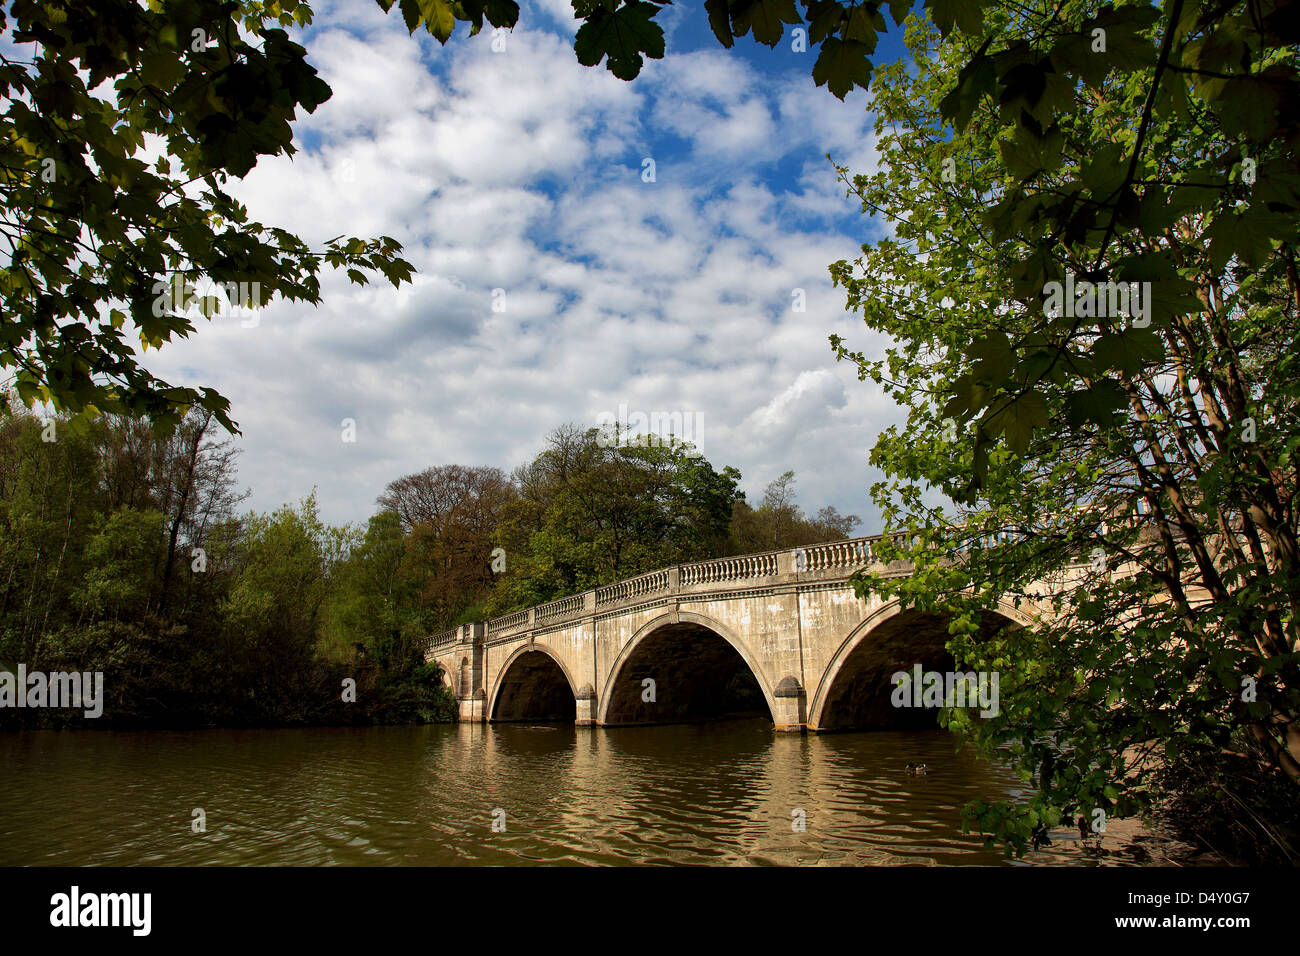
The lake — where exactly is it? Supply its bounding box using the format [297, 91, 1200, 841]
[0, 721, 1192, 866]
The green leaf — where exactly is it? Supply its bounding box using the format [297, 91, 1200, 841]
[967, 331, 1015, 384]
[1091, 328, 1164, 374]
[1080, 142, 1127, 197]
[939, 52, 997, 132]
[732, 0, 801, 47]
[812, 37, 873, 100]
[1065, 381, 1127, 428]
[998, 126, 1064, 180]
[844, 4, 882, 48]
[927, 0, 990, 35]
[399, 0, 423, 32]
[573, 1, 666, 80]
[418, 0, 458, 42]
[986, 390, 1048, 455]
[703, 0, 735, 48]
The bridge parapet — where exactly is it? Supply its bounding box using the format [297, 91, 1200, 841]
[595, 568, 672, 607]
[427, 533, 937, 651]
[421, 622, 486, 653]
[536, 593, 584, 624]
[487, 610, 529, 639]
[801, 536, 882, 571]
[425, 627, 459, 651]
[680, 552, 779, 585]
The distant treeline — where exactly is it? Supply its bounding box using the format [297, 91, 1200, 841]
[0, 404, 856, 729]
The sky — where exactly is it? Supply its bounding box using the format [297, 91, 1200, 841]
[141, 0, 912, 533]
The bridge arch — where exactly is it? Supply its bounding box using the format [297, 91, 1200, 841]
[489, 642, 580, 722]
[597, 610, 777, 726]
[808, 598, 1035, 732]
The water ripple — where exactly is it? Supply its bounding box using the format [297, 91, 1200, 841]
[0, 723, 1192, 866]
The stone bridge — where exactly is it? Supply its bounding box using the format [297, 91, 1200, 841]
[424, 533, 1056, 733]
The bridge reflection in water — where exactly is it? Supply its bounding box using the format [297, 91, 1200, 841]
[0, 722, 1183, 866]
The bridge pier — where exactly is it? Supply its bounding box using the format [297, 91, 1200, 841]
[575, 684, 597, 726]
[772, 676, 806, 733]
[458, 689, 487, 723]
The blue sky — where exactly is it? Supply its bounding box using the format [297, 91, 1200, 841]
[144, 0, 913, 532]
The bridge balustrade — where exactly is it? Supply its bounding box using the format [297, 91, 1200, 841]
[594, 569, 671, 607]
[487, 610, 528, 636]
[536, 594, 584, 624]
[422, 532, 951, 648]
[680, 553, 778, 585]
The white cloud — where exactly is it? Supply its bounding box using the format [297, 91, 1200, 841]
[141, 1, 899, 536]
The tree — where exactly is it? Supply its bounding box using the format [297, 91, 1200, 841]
[8, 0, 1294, 437]
[377, 464, 513, 537]
[829, 7, 1299, 858]
[87, 407, 245, 614]
[814, 505, 859, 537]
[325, 511, 419, 663]
[1, 0, 414, 432]
[74, 507, 166, 625]
[490, 424, 741, 607]
[374, 464, 515, 626]
[0, 400, 100, 660]
[321, 510, 457, 721]
[218, 491, 343, 722]
[761, 470, 798, 511]
[725, 470, 859, 553]
[0, 395, 456, 727]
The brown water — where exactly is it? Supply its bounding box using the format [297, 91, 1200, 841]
[0, 721, 1191, 866]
